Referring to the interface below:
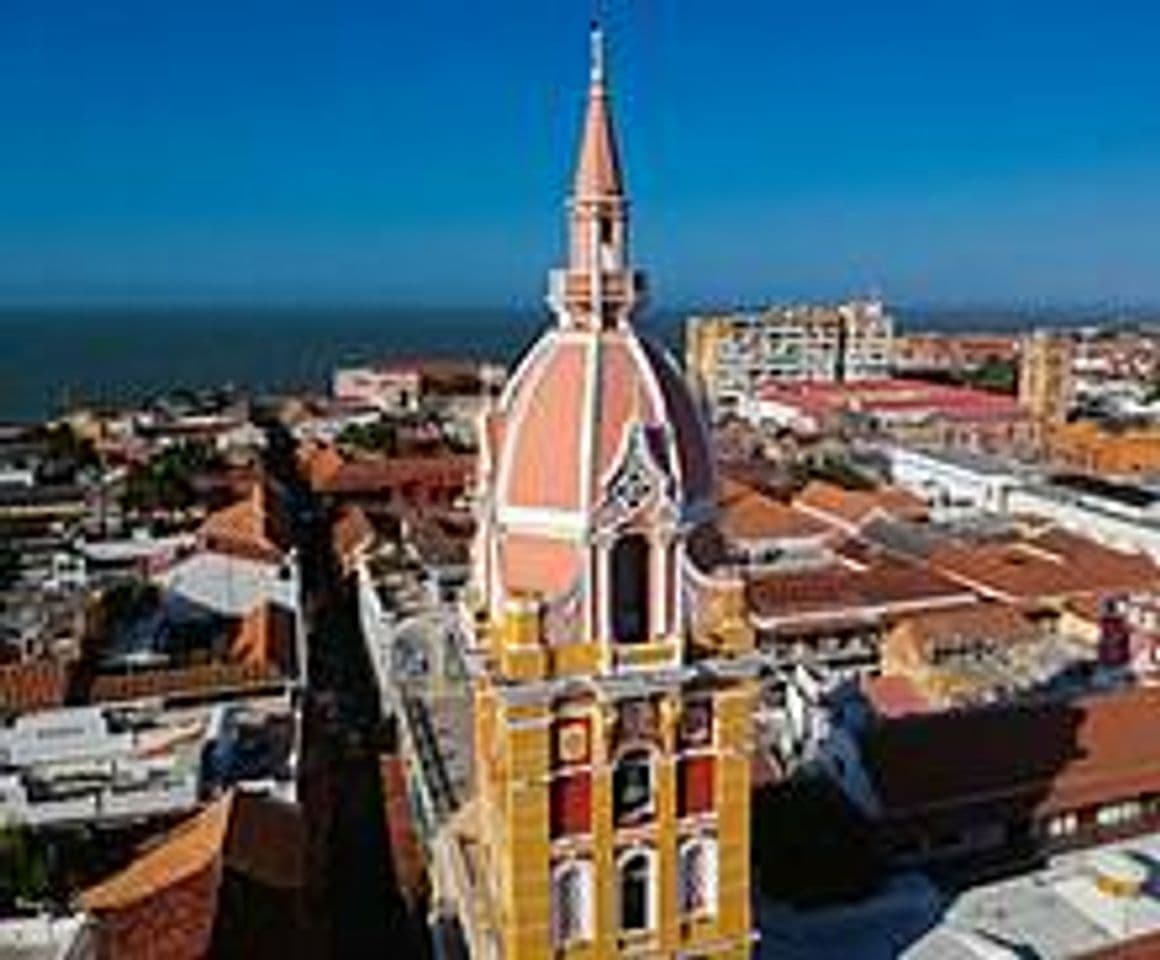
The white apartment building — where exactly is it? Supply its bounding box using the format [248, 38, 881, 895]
[886, 443, 1160, 562]
[886, 446, 1031, 519]
[685, 298, 894, 415]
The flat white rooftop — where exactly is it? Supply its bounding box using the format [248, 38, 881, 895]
[760, 829, 1160, 959]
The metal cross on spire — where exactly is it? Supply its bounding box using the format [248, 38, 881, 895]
[590, 16, 606, 86]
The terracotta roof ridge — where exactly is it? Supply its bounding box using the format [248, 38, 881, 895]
[81, 791, 234, 912]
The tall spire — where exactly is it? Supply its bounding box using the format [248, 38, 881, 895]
[549, 20, 643, 330]
[573, 21, 623, 201]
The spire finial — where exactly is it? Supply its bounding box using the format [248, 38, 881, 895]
[590, 19, 605, 86]
[572, 15, 623, 200]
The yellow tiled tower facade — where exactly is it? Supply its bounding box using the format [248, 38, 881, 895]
[468, 24, 757, 960]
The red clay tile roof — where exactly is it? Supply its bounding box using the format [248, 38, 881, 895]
[89, 660, 284, 705]
[864, 685, 1160, 822]
[717, 479, 831, 543]
[229, 603, 296, 676]
[198, 483, 289, 564]
[82, 790, 305, 959]
[83, 793, 232, 913]
[299, 442, 346, 488]
[331, 504, 375, 567]
[861, 674, 935, 719]
[893, 601, 1039, 654]
[931, 527, 1160, 606]
[1064, 593, 1106, 624]
[794, 480, 927, 531]
[0, 659, 70, 714]
[747, 557, 971, 624]
[759, 378, 1023, 423]
[302, 443, 474, 497]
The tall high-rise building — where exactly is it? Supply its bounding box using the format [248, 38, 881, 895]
[468, 25, 756, 959]
[1019, 329, 1073, 426]
[686, 299, 894, 417]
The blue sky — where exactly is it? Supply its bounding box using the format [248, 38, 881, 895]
[1, 0, 1158, 307]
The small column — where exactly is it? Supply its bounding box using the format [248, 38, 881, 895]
[656, 692, 680, 952]
[591, 697, 616, 952]
[650, 532, 667, 640]
[595, 538, 612, 669]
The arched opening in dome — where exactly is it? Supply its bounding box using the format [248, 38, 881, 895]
[610, 533, 650, 644]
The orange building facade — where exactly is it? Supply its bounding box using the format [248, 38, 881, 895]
[1048, 420, 1160, 476]
[468, 27, 756, 960]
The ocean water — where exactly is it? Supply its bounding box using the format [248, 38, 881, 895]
[1, 305, 689, 422]
[0, 302, 1140, 423]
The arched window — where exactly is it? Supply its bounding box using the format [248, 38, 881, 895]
[618, 849, 654, 932]
[678, 837, 718, 917]
[613, 749, 654, 826]
[611, 534, 650, 644]
[551, 860, 592, 946]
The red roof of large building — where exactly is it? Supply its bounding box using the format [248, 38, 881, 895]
[931, 527, 1160, 606]
[198, 483, 290, 565]
[300, 442, 473, 498]
[717, 478, 831, 543]
[794, 481, 928, 531]
[82, 790, 306, 959]
[746, 555, 972, 627]
[864, 684, 1160, 824]
[760, 378, 1023, 423]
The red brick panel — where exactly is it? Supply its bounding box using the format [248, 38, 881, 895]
[678, 756, 715, 818]
[550, 772, 592, 838]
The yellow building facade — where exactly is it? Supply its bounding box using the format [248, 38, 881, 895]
[1019, 329, 1073, 427]
[468, 26, 757, 960]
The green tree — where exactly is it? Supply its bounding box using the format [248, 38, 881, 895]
[0, 825, 50, 908]
[962, 357, 1017, 395]
[122, 441, 220, 513]
[338, 420, 398, 455]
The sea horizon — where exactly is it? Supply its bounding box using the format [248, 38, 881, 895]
[2, 301, 1158, 424]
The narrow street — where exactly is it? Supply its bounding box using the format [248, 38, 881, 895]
[310, 584, 417, 958]
[261, 419, 425, 958]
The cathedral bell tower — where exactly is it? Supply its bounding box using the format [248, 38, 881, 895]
[469, 24, 756, 959]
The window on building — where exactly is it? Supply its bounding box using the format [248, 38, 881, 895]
[552, 860, 592, 946]
[614, 750, 654, 826]
[619, 850, 653, 932]
[611, 534, 650, 644]
[678, 837, 718, 917]
[1046, 812, 1079, 838]
[1096, 801, 1142, 829]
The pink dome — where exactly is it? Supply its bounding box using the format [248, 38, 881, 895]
[491, 328, 713, 517]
